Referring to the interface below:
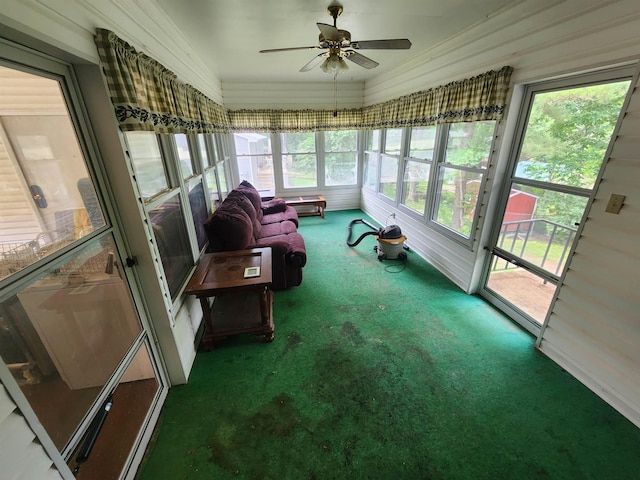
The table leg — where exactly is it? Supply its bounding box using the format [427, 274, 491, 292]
[199, 296, 215, 351]
[259, 287, 274, 342]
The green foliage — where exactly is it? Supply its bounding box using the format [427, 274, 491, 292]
[519, 82, 629, 189]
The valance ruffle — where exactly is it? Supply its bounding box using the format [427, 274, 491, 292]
[94, 29, 512, 134]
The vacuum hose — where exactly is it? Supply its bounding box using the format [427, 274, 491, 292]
[346, 218, 381, 247]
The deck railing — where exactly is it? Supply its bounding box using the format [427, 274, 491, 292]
[493, 219, 577, 276]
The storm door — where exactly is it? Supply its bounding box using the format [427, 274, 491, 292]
[481, 68, 632, 334]
[0, 48, 165, 478]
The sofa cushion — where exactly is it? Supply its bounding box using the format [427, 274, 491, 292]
[225, 189, 262, 239]
[204, 202, 254, 251]
[261, 205, 299, 227]
[259, 220, 298, 239]
[236, 180, 263, 222]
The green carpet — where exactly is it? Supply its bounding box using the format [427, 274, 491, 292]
[137, 210, 640, 479]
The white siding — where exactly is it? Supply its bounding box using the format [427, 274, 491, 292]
[538, 66, 640, 428]
[364, 0, 640, 104]
[0, 383, 64, 480]
[222, 81, 365, 110]
[0, 0, 223, 103]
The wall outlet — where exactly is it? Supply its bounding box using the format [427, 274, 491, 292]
[605, 193, 625, 214]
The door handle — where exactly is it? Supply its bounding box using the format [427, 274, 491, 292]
[29, 185, 48, 208]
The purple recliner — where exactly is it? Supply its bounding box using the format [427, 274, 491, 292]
[203, 181, 306, 290]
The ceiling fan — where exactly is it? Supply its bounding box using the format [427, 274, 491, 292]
[259, 4, 412, 75]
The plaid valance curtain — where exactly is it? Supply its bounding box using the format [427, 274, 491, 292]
[94, 29, 231, 133]
[94, 29, 512, 134]
[227, 108, 364, 133]
[228, 66, 512, 132]
[359, 66, 513, 129]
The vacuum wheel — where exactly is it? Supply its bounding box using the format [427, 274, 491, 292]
[398, 251, 407, 261]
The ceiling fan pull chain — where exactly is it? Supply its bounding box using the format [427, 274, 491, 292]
[333, 74, 338, 117]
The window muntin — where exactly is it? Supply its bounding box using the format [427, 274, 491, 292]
[325, 130, 358, 186]
[126, 132, 168, 200]
[281, 132, 317, 188]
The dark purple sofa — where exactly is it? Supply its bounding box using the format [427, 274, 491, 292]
[203, 181, 306, 290]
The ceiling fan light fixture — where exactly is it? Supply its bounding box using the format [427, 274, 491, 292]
[320, 54, 348, 75]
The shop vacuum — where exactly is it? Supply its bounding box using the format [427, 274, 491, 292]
[346, 217, 409, 261]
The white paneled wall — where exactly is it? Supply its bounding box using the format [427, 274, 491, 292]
[222, 81, 365, 110]
[0, 0, 223, 102]
[361, 189, 476, 291]
[364, 0, 640, 104]
[0, 383, 65, 480]
[538, 67, 640, 428]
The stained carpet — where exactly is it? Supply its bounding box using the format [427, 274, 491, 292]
[137, 210, 640, 479]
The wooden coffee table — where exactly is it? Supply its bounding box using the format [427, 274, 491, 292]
[185, 248, 273, 350]
[282, 195, 326, 218]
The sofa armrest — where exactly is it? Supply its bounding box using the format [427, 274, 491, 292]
[285, 233, 306, 267]
[261, 198, 287, 214]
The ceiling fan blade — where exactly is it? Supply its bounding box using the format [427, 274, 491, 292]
[260, 46, 322, 53]
[344, 51, 379, 69]
[299, 53, 329, 72]
[317, 22, 340, 42]
[351, 39, 412, 50]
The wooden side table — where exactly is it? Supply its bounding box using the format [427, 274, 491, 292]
[185, 248, 273, 350]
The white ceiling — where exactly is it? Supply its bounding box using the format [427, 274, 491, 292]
[155, 0, 512, 83]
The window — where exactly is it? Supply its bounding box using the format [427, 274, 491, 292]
[281, 132, 317, 188]
[175, 133, 194, 179]
[234, 130, 360, 193]
[378, 129, 402, 200]
[363, 130, 380, 190]
[367, 122, 496, 244]
[384, 128, 403, 154]
[196, 134, 210, 168]
[324, 130, 358, 186]
[484, 72, 631, 327]
[432, 121, 494, 237]
[126, 132, 168, 200]
[233, 133, 274, 194]
[401, 126, 437, 214]
[379, 155, 399, 200]
[147, 193, 193, 297]
[187, 181, 208, 250]
[125, 132, 197, 299]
